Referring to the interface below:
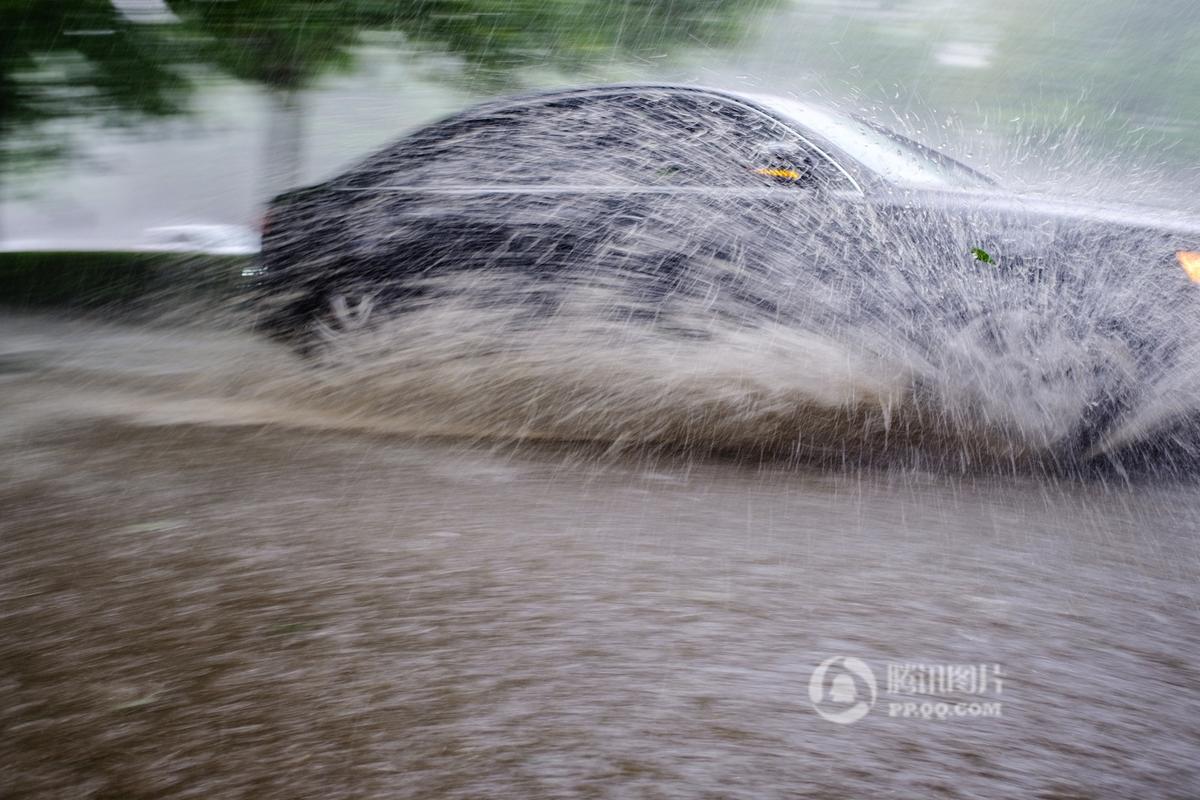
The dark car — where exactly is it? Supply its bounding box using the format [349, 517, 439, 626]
[253, 84, 1200, 461]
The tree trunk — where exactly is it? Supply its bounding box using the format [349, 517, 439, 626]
[0, 144, 6, 246]
[261, 87, 305, 202]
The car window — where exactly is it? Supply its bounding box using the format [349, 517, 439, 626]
[754, 96, 995, 190]
[338, 92, 851, 190]
[585, 93, 850, 189]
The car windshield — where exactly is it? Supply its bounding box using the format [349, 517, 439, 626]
[753, 96, 995, 190]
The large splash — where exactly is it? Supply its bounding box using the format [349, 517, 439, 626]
[238, 88, 1200, 473]
[261, 234, 1200, 474]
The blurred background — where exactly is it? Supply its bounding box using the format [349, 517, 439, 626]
[5, 7, 1200, 798]
[4, 0, 1200, 249]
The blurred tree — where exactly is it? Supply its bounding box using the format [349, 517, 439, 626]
[164, 1, 362, 200]
[166, 0, 778, 199]
[0, 0, 187, 235]
[391, 0, 775, 76]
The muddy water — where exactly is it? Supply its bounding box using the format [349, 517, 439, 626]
[2, 312, 1199, 799]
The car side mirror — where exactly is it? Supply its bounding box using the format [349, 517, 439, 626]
[753, 142, 818, 187]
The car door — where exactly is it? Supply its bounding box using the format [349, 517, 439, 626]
[560, 90, 872, 329]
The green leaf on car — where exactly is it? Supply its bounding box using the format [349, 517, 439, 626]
[970, 247, 995, 264]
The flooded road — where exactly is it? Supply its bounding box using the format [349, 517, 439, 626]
[2, 312, 1199, 798]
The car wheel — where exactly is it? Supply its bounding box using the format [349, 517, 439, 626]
[932, 309, 1140, 459]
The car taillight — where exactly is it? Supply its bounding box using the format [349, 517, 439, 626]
[1177, 251, 1200, 283]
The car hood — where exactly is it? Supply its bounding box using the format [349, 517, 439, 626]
[890, 187, 1200, 238]
[1016, 193, 1200, 237]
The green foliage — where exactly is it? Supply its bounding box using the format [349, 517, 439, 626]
[0, 0, 189, 175]
[384, 0, 774, 82]
[165, 0, 777, 92]
[165, 1, 362, 92]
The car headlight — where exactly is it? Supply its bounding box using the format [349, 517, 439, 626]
[1177, 251, 1200, 283]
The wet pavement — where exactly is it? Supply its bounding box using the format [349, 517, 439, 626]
[2, 312, 1199, 799]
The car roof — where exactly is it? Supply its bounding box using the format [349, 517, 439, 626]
[442, 82, 832, 134]
[459, 81, 793, 111]
[343, 83, 995, 194]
